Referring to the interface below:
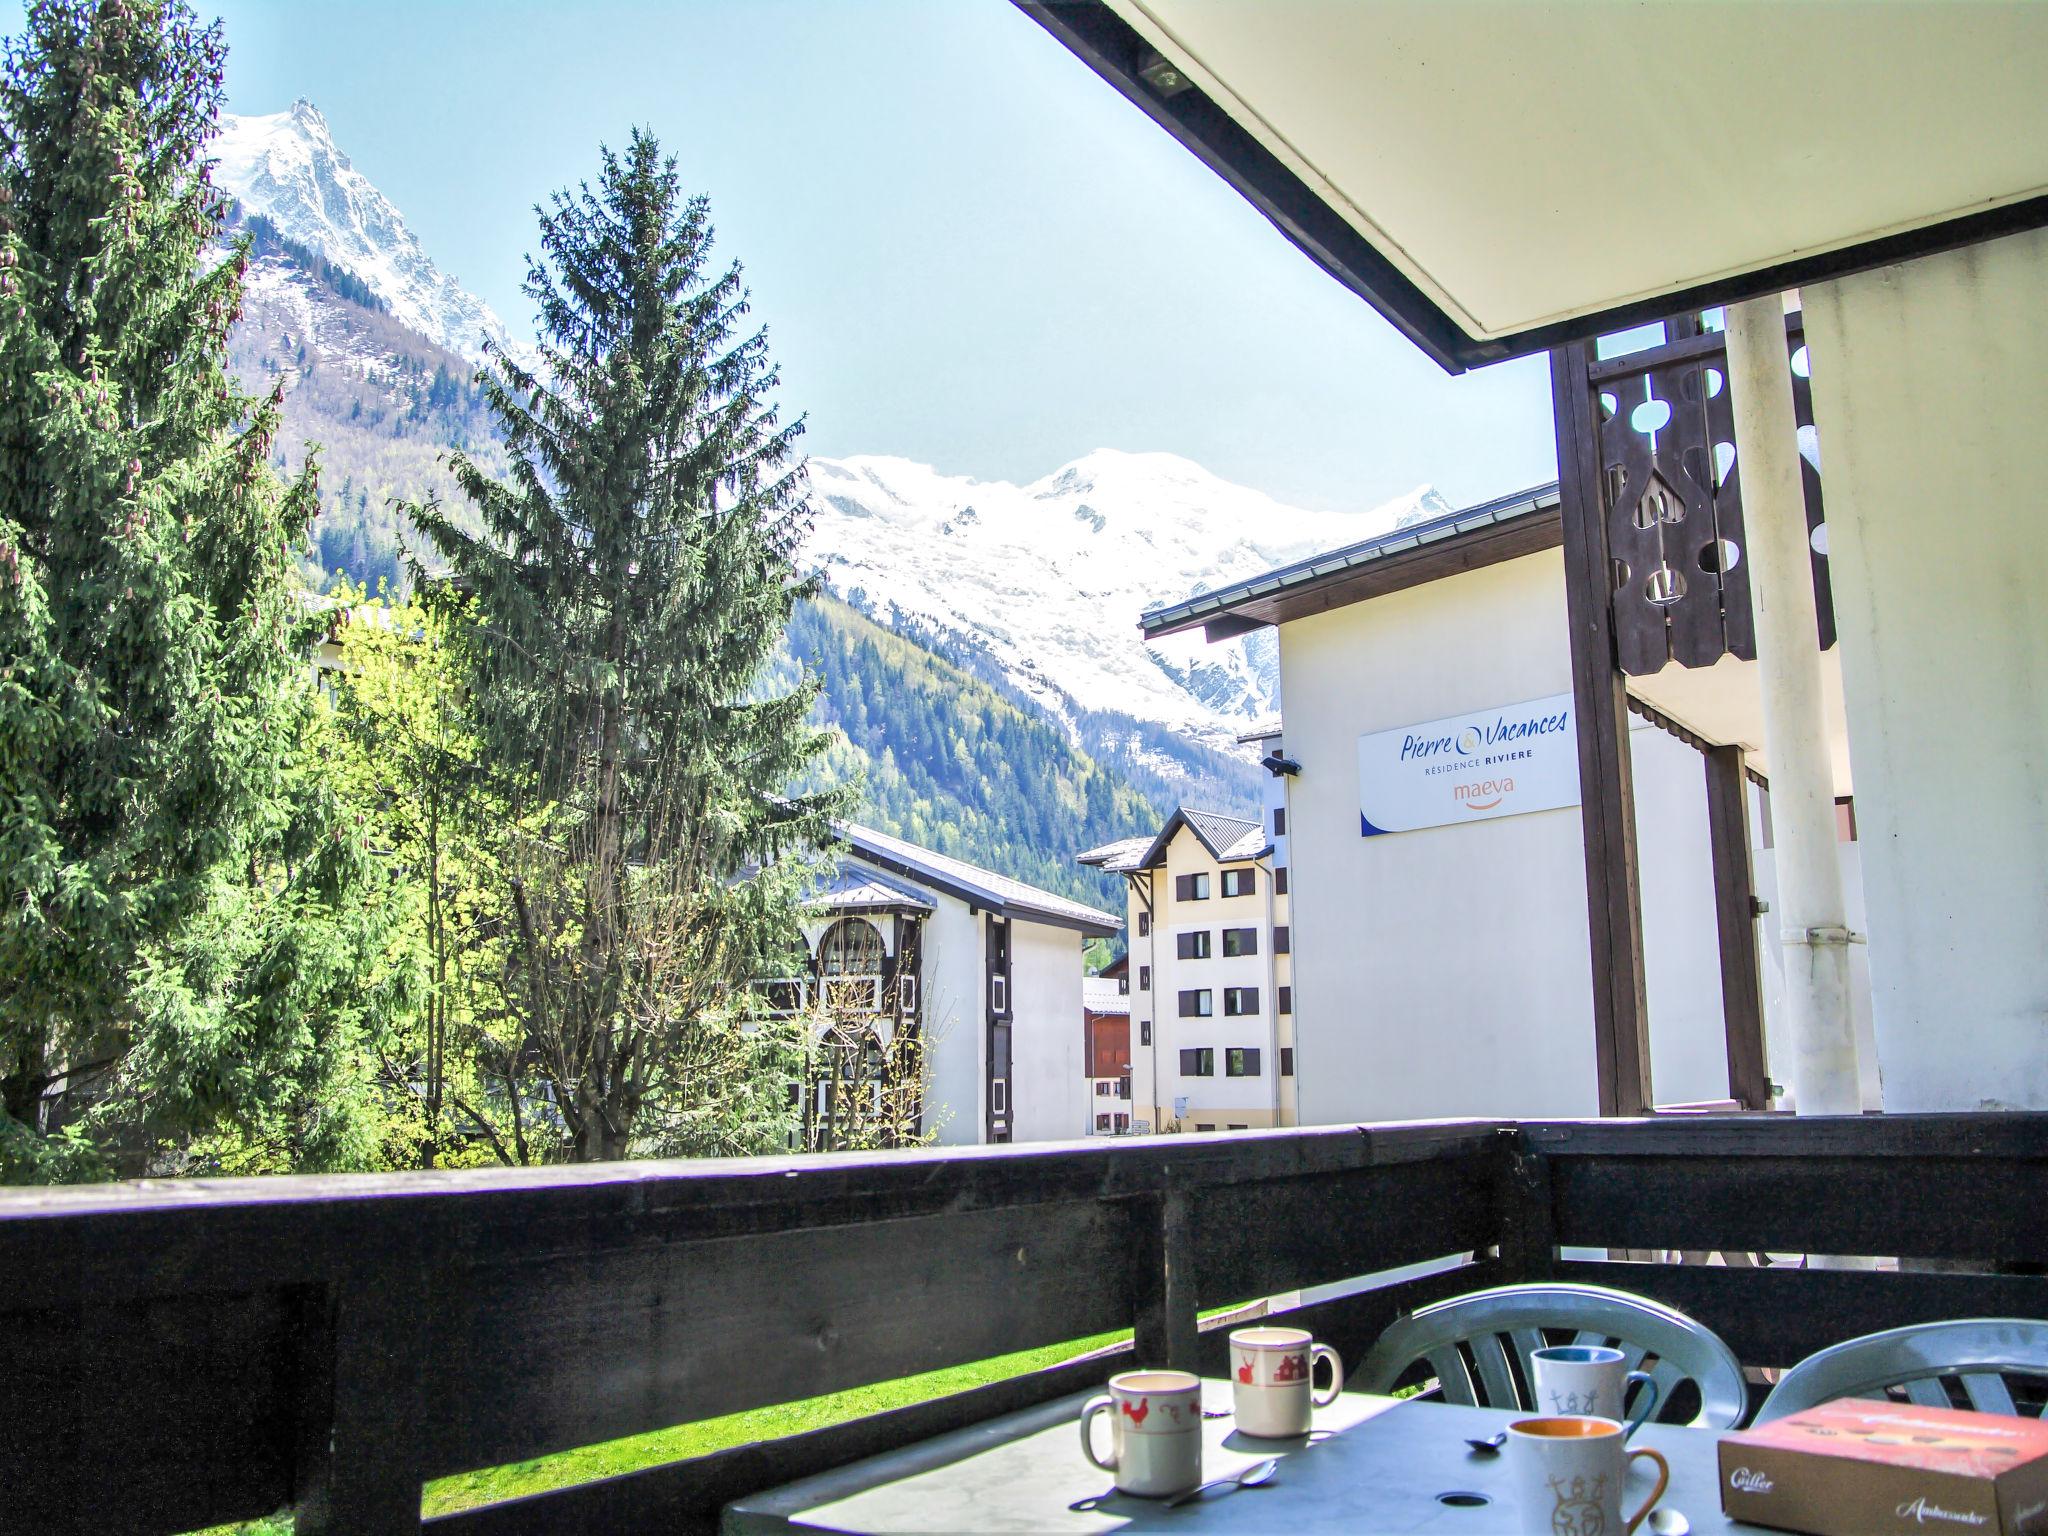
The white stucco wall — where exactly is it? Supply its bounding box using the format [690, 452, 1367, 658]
[1629, 718, 1736, 1108]
[918, 890, 984, 1147]
[1279, 548, 1732, 1123]
[1803, 227, 2048, 1110]
[1009, 920, 1090, 1143]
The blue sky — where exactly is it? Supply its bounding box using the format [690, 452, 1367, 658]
[10, 0, 1558, 513]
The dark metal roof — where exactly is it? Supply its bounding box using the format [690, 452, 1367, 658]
[1080, 807, 1268, 875]
[813, 863, 938, 916]
[838, 821, 1121, 936]
[1142, 482, 1561, 641]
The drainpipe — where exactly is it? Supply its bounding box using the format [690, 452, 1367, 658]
[1724, 294, 1864, 1117]
[1263, 856, 1281, 1128]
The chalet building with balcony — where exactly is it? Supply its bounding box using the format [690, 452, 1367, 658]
[1078, 807, 1294, 1133]
[775, 822, 1121, 1147]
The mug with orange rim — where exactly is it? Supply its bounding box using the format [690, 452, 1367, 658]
[1506, 1414, 1670, 1535]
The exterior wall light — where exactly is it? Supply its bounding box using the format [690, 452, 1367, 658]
[1136, 49, 1194, 98]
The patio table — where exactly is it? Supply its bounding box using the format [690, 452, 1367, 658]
[723, 1380, 1762, 1533]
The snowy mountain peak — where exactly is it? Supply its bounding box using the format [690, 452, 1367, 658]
[214, 103, 525, 368]
[804, 450, 1449, 756]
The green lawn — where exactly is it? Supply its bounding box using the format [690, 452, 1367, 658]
[199, 1326, 1130, 1534]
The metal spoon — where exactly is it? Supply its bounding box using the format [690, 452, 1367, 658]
[1164, 1457, 1281, 1508]
[1645, 1510, 1691, 1535]
[1465, 1431, 1508, 1455]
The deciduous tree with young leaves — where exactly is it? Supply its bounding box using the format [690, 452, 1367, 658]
[0, 0, 393, 1179]
[412, 131, 842, 1162]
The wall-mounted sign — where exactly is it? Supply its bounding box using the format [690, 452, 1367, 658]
[1359, 691, 1580, 835]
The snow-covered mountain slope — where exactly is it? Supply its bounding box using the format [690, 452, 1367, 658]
[214, 101, 523, 368]
[804, 450, 1450, 753]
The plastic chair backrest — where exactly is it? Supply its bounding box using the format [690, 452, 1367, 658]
[1356, 1281, 1750, 1430]
[1755, 1318, 2048, 1424]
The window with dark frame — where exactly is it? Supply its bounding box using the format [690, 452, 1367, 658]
[1221, 867, 1256, 897]
[1178, 1047, 1214, 1076]
[1175, 929, 1211, 960]
[1177, 988, 1213, 1018]
[1278, 985, 1292, 1014]
[1226, 1047, 1261, 1077]
[1096, 1112, 1111, 1131]
[1280, 1047, 1295, 1076]
[1138, 911, 1151, 936]
[1140, 1020, 1152, 1045]
[1274, 925, 1291, 955]
[1223, 986, 1260, 1016]
[1221, 926, 1258, 958]
[1274, 866, 1289, 895]
[1273, 808, 1286, 835]
[1174, 872, 1211, 901]
[1139, 965, 1151, 991]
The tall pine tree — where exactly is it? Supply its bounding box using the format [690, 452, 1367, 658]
[0, 0, 390, 1178]
[413, 131, 843, 1162]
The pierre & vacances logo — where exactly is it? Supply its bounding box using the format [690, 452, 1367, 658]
[1397, 703, 1571, 813]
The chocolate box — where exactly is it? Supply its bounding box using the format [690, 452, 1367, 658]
[1719, 1397, 2048, 1535]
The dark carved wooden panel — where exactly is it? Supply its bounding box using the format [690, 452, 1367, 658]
[1579, 315, 1835, 675]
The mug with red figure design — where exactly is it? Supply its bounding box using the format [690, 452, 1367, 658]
[1229, 1326, 1344, 1438]
[1079, 1370, 1203, 1496]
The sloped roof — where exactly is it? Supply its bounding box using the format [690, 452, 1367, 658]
[837, 821, 1121, 936]
[813, 862, 937, 916]
[1074, 834, 1154, 874]
[1083, 977, 1131, 1016]
[1180, 808, 1266, 864]
[1081, 807, 1268, 875]
[1143, 482, 1561, 642]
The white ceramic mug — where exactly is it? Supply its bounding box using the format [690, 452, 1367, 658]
[1078, 1370, 1203, 1497]
[1530, 1344, 1659, 1439]
[1228, 1325, 1343, 1438]
[1507, 1415, 1670, 1536]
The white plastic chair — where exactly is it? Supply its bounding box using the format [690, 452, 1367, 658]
[1356, 1281, 1749, 1430]
[1755, 1318, 2048, 1424]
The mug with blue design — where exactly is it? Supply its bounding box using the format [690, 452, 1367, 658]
[1529, 1345, 1659, 1438]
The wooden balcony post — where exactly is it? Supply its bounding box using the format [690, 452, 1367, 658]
[1131, 1172, 1200, 1370]
[1551, 342, 1653, 1117]
[297, 1262, 432, 1535]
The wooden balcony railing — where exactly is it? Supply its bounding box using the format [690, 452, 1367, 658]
[2, 1112, 2042, 1535]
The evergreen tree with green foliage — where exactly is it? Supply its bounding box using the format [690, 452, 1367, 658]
[412, 130, 840, 1162]
[0, 0, 393, 1178]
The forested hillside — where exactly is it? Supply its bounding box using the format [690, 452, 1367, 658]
[224, 205, 505, 594]
[784, 597, 1157, 912]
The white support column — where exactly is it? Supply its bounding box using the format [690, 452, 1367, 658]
[1724, 295, 1865, 1116]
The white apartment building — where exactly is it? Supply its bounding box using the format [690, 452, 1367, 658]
[1078, 808, 1294, 1133]
[1141, 486, 1875, 1123]
[782, 823, 1121, 1147]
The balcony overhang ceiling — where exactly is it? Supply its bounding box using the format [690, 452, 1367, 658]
[1019, 1, 2048, 373]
